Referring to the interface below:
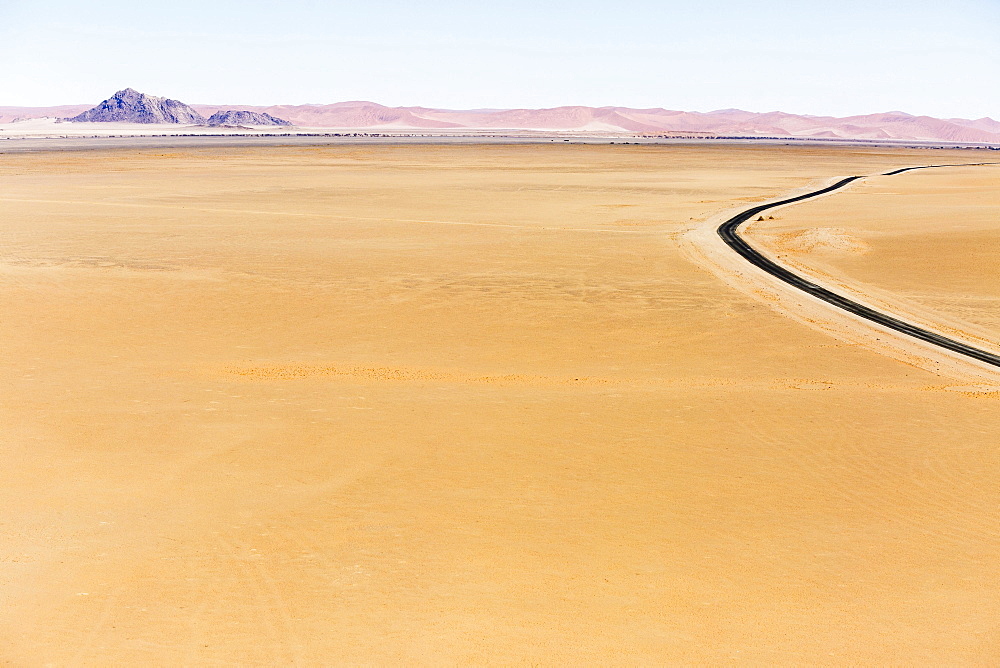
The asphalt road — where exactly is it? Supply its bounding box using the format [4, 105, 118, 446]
[717, 164, 1000, 369]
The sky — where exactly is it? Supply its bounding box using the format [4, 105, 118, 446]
[1, 0, 997, 118]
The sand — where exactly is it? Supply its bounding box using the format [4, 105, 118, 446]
[3, 142, 1000, 664]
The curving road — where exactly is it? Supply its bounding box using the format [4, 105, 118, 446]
[717, 163, 1000, 368]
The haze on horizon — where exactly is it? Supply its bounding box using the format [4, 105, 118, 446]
[1, 0, 997, 120]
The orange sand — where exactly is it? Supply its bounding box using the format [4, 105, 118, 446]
[2, 143, 999, 664]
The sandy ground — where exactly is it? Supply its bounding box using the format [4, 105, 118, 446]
[5, 118, 998, 151]
[0, 119, 649, 141]
[3, 143, 1000, 664]
[0, 118, 304, 139]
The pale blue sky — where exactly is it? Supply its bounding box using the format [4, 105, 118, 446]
[1, 0, 997, 118]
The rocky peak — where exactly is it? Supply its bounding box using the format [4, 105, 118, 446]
[69, 88, 206, 124]
[206, 110, 292, 127]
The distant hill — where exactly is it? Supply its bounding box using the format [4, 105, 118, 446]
[206, 110, 292, 126]
[1, 90, 995, 142]
[0, 104, 92, 123]
[69, 88, 205, 124]
[189, 101, 1000, 142]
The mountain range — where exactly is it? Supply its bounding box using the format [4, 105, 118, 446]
[1, 90, 998, 142]
[62, 89, 293, 126]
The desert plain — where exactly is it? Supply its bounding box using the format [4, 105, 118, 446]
[2, 141, 1000, 664]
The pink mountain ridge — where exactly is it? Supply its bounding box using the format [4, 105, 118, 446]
[2, 100, 998, 143]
